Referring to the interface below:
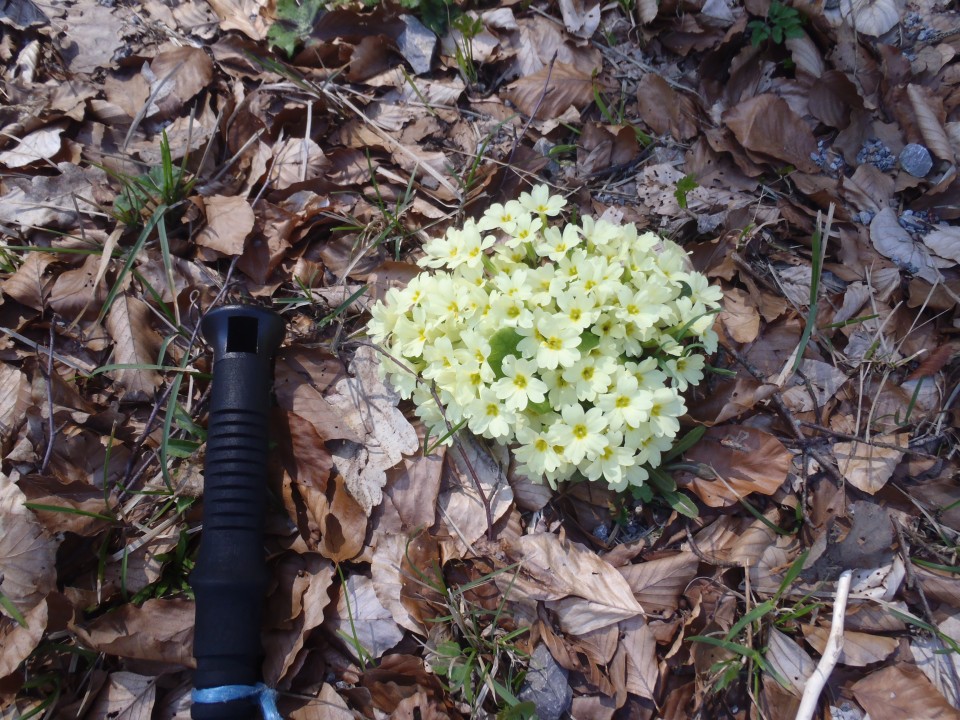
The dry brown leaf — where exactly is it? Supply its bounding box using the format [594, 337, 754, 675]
[1, 251, 55, 311]
[276, 382, 362, 443]
[196, 195, 255, 256]
[504, 62, 594, 120]
[785, 34, 824, 77]
[853, 664, 960, 720]
[870, 207, 948, 283]
[504, 533, 644, 633]
[71, 598, 194, 666]
[317, 474, 368, 562]
[147, 46, 214, 118]
[907, 84, 955, 163]
[88, 672, 156, 720]
[262, 553, 334, 684]
[0, 123, 65, 168]
[838, 0, 901, 36]
[0, 599, 47, 679]
[371, 533, 425, 635]
[0, 163, 107, 231]
[507, 18, 602, 77]
[382, 451, 444, 532]
[59, 2, 127, 73]
[923, 226, 960, 264]
[834, 434, 905, 494]
[206, 0, 269, 39]
[330, 574, 404, 660]
[0, 475, 59, 613]
[0, 364, 28, 444]
[271, 137, 328, 190]
[911, 612, 960, 708]
[105, 295, 162, 401]
[618, 552, 699, 613]
[326, 345, 419, 514]
[557, 0, 601, 38]
[766, 627, 815, 697]
[621, 615, 658, 699]
[636, 74, 699, 141]
[636, 163, 752, 217]
[781, 359, 848, 412]
[723, 94, 819, 173]
[437, 436, 513, 551]
[679, 425, 792, 507]
[801, 624, 897, 666]
[637, 0, 658, 23]
[719, 287, 760, 343]
[291, 684, 354, 720]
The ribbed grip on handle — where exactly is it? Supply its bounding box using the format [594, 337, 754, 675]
[192, 306, 285, 720]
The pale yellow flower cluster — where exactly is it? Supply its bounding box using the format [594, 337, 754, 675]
[367, 185, 722, 492]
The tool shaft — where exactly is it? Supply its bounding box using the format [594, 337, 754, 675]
[192, 306, 284, 720]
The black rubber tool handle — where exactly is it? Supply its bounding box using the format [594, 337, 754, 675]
[192, 305, 285, 720]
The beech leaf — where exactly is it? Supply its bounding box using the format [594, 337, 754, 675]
[504, 62, 595, 120]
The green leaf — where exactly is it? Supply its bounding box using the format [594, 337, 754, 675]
[579, 330, 600, 354]
[662, 489, 699, 518]
[662, 424, 705, 462]
[488, 328, 523, 378]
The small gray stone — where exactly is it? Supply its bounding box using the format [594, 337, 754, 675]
[899, 143, 934, 177]
[397, 14, 436, 76]
[518, 644, 572, 720]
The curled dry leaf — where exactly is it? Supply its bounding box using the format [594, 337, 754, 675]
[0, 599, 47, 680]
[105, 295, 162, 401]
[504, 62, 595, 120]
[679, 425, 792, 507]
[923, 226, 960, 264]
[636, 74, 699, 141]
[0, 475, 59, 613]
[557, 0, 601, 39]
[503, 533, 644, 633]
[262, 553, 334, 685]
[870, 207, 948, 283]
[326, 345, 419, 514]
[206, 0, 270, 40]
[330, 573, 404, 661]
[0, 123, 66, 168]
[371, 533, 425, 635]
[785, 34, 824, 77]
[196, 195, 255, 256]
[833, 434, 906, 494]
[801, 624, 897, 667]
[71, 598, 195, 667]
[907, 83, 955, 163]
[88, 672, 156, 720]
[146, 46, 214, 118]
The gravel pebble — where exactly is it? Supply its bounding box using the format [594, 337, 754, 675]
[900, 143, 933, 177]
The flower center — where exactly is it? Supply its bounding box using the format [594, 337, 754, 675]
[572, 424, 588, 439]
[545, 337, 563, 350]
[616, 396, 630, 408]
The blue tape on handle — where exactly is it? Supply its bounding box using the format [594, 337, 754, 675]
[192, 683, 281, 720]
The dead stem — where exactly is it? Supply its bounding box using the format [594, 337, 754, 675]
[40, 319, 57, 474]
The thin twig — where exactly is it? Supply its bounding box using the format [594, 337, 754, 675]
[728, 348, 846, 486]
[40, 320, 57, 474]
[798, 421, 938, 458]
[684, 523, 743, 569]
[796, 569, 853, 720]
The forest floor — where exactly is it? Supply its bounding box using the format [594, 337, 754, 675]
[2, 0, 960, 717]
